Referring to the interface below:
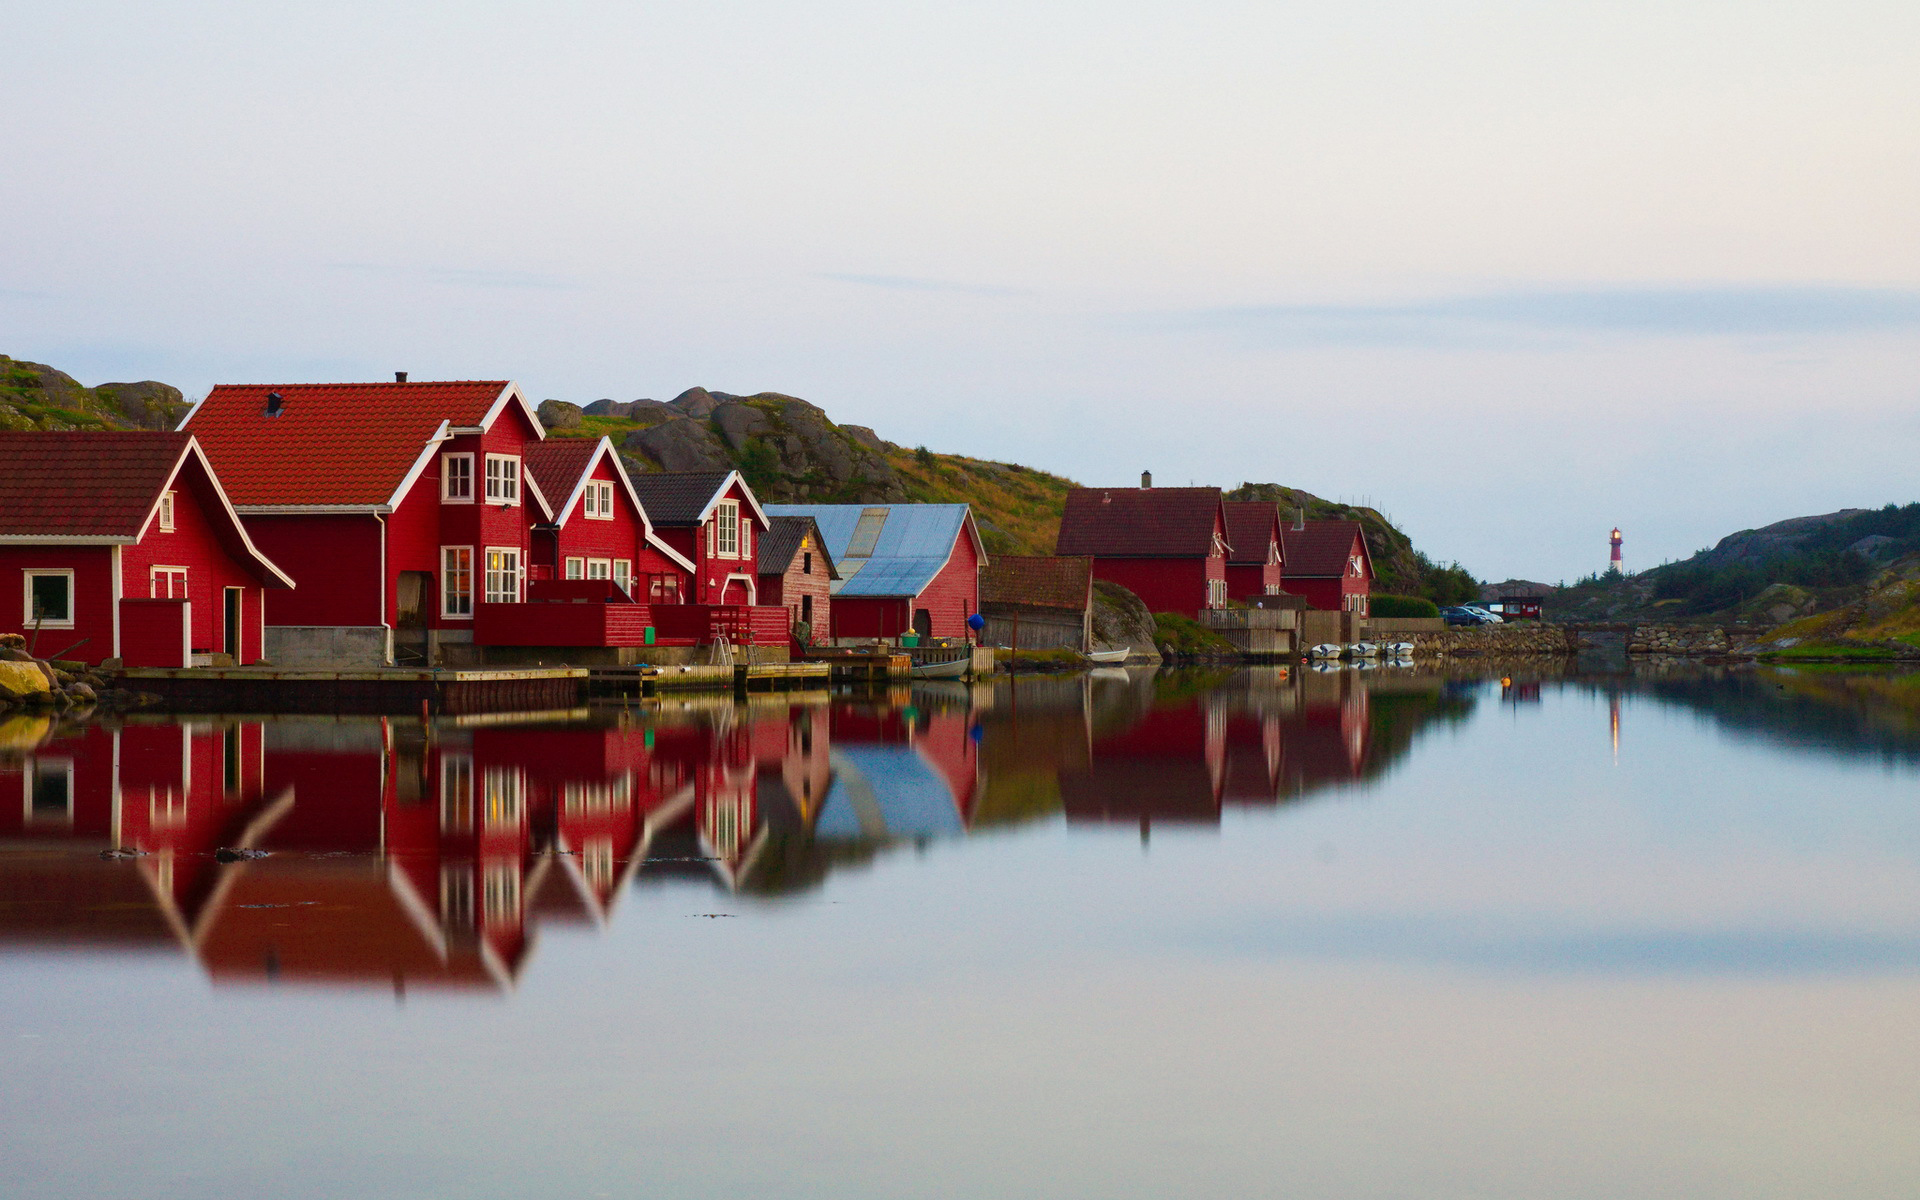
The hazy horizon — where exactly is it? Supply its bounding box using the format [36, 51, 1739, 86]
[8, 1, 1918, 582]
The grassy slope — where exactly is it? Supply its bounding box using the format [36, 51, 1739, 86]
[886, 449, 1079, 556]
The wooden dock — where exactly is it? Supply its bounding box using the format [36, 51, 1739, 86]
[116, 666, 588, 715]
[589, 661, 831, 696]
[803, 648, 913, 683]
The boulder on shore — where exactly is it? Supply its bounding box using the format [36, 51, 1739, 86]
[1090, 581, 1162, 664]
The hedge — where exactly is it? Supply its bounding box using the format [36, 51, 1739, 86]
[1370, 594, 1441, 619]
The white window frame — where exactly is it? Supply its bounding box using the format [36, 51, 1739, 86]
[586, 558, 611, 581]
[23, 758, 76, 826]
[23, 570, 76, 629]
[612, 560, 632, 594]
[741, 517, 752, 559]
[150, 566, 189, 601]
[484, 547, 522, 604]
[484, 455, 521, 506]
[584, 480, 614, 521]
[441, 546, 474, 618]
[714, 500, 740, 558]
[565, 556, 585, 580]
[440, 754, 474, 833]
[158, 491, 176, 531]
[442, 453, 475, 503]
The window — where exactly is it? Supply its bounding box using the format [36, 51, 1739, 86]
[1206, 578, 1227, 609]
[584, 480, 614, 520]
[482, 862, 521, 925]
[741, 518, 751, 559]
[440, 755, 474, 832]
[23, 571, 75, 629]
[442, 453, 474, 503]
[649, 575, 681, 604]
[151, 567, 188, 600]
[158, 491, 176, 531]
[587, 558, 611, 580]
[564, 556, 585, 580]
[802, 551, 812, 576]
[482, 767, 524, 827]
[441, 547, 473, 617]
[484, 455, 520, 504]
[25, 759, 74, 825]
[484, 547, 521, 603]
[612, 560, 632, 594]
[714, 500, 740, 558]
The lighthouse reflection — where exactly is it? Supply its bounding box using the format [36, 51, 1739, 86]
[0, 667, 1466, 993]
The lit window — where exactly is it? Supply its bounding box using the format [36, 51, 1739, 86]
[484, 547, 521, 603]
[565, 557, 585, 580]
[150, 567, 188, 600]
[482, 767, 523, 827]
[484, 455, 520, 504]
[158, 491, 176, 531]
[441, 547, 473, 617]
[23, 571, 74, 629]
[442, 454, 474, 502]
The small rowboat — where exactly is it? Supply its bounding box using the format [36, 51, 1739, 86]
[910, 657, 971, 680]
[1347, 642, 1380, 658]
[1307, 643, 1343, 658]
[1087, 647, 1130, 664]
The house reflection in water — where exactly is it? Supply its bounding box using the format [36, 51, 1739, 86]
[0, 667, 1466, 993]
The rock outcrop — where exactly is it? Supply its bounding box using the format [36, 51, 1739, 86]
[2, 356, 191, 431]
[1090, 581, 1162, 664]
[536, 399, 583, 430]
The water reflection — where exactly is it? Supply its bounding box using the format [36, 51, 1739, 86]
[5, 661, 1918, 993]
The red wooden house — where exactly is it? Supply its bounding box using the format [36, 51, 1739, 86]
[1280, 519, 1374, 614]
[0, 432, 295, 667]
[626, 471, 769, 606]
[764, 503, 984, 642]
[756, 514, 837, 649]
[184, 379, 555, 667]
[1054, 486, 1229, 617]
[1222, 502, 1286, 603]
[521, 436, 694, 598]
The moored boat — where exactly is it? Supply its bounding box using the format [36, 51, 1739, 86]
[1087, 647, 1130, 664]
[910, 657, 971, 680]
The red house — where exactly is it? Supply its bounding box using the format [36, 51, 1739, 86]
[765, 503, 984, 643]
[1222, 501, 1286, 603]
[183, 379, 554, 667]
[521, 436, 694, 598]
[1055, 486, 1229, 617]
[0, 432, 295, 667]
[1280, 519, 1374, 614]
[757, 514, 837, 649]
[626, 471, 769, 606]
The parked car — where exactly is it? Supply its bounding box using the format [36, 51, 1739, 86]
[1442, 606, 1498, 626]
[1464, 606, 1505, 624]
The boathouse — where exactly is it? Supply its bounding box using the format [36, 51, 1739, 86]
[1222, 501, 1286, 603]
[978, 555, 1092, 652]
[183, 379, 555, 666]
[1279, 518, 1373, 614]
[521, 436, 694, 598]
[1054, 485, 1230, 617]
[763, 503, 985, 643]
[756, 514, 838, 651]
[0, 432, 295, 667]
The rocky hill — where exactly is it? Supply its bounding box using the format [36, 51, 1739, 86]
[1222, 482, 1479, 603]
[1, 356, 191, 432]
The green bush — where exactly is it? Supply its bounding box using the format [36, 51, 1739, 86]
[1152, 613, 1234, 654]
[1370, 594, 1440, 618]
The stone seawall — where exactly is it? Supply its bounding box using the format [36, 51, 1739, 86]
[1627, 625, 1733, 656]
[1403, 625, 1579, 657]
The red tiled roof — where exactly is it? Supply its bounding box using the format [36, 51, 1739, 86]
[1055, 487, 1225, 558]
[1223, 502, 1283, 565]
[0, 431, 190, 538]
[522, 438, 599, 516]
[979, 555, 1092, 610]
[1280, 520, 1367, 578]
[185, 381, 514, 507]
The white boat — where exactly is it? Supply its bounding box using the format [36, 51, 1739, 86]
[1347, 642, 1380, 658]
[1087, 647, 1130, 664]
[910, 657, 971, 680]
[1386, 641, 1416, 657]
[1307, 643, 1343, 659]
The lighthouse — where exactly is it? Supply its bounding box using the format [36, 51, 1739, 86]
[1609, 527, 1623, 574]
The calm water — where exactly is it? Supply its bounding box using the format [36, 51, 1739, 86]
[3, 664, 1919, 1199]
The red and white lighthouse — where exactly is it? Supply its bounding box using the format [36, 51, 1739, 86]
[1609, 527, 1623, 574]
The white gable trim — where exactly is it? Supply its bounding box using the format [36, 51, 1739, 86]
[383, 420, 453, 512]
[582, 440, 700, 575]
[522, 466, 555, 523]
[694, 469, 770, 529]
[478, 382, 546, 441]
[146, 439, 299, 589]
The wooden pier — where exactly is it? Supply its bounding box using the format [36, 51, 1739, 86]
[117, 666, 588, 715]
[589, 661, 831, 696]
[803, 647, 913, 684]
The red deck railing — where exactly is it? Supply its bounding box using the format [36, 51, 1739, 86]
[473, 602, 793, 648]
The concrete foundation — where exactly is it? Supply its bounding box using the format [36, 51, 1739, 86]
[465, 643, 792, 668]
[264, 625, 392, 668]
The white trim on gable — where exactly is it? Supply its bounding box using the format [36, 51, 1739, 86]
[179, 439, 300, 590]
[602, 444, 699, 575]
[383, 420, 454, 511]
[477, 382, 546, 441]
[693, 470, 770, 529]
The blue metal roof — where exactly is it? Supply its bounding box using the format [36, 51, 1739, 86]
[764, 503, 974, 597]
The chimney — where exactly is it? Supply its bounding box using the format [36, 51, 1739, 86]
[395, 371, 408, 383]
[1293, 506, 1305, 531]
[264, 391, 284, 417]
[1140, 470, 1152, 489]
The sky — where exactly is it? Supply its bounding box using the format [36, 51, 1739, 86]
[5, 0, 1919, 582]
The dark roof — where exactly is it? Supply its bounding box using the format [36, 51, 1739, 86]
[979, 555, 1092, 610]
[1280, 520, 1368, 578]
[1223, 502, 1283, 565]
[521, 439, 599, 510]
[185, 380, 517, 507]
[0, 431, 191, 538]
[1055, 487, 1225, 558]
[757, 515, 839, 579]
[626, 471, 733, 526]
